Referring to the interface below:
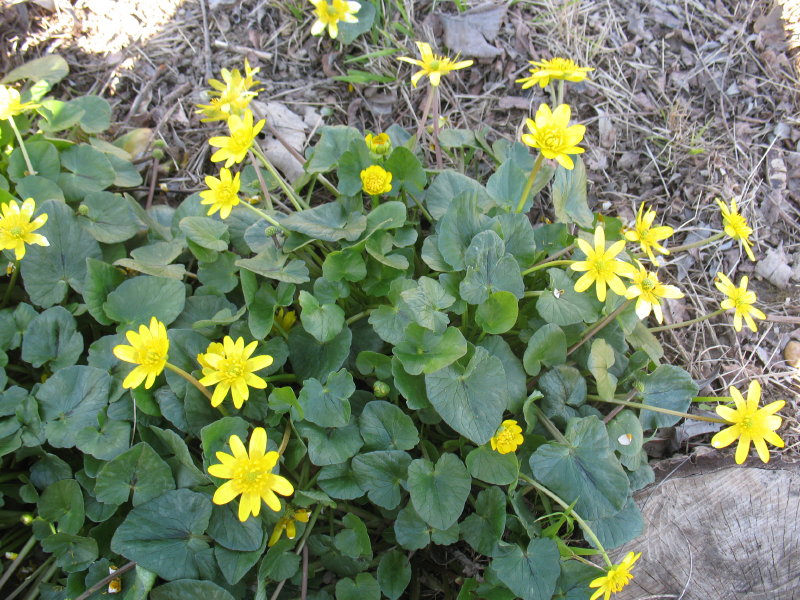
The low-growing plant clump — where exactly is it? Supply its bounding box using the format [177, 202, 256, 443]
[0, 3, 787, 600]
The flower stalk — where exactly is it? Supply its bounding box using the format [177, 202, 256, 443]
[522, 257, 572, 276]
[7, 117, 34, 176]
[667, 231, 724, 254]
[0, 260, 19, 309]
[586, 394, 727, 424]
[515, 154, 545, 214]
[568, 299, 633, 356]
[648, 308, 725, 332]
[519, 473, 612, 567]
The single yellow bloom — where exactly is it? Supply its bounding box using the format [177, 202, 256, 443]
[624, 264, 683, 324]
[716, 198, 755, 261]
[589, 552, 641, 600]
[397, 41, 474, 88]
[112, 317, 169, 389]
[268, 508, 311, 546]
[197, 60, 262, 122]
[198, 336, 274, 409]
[521, 104, 585, 170]
[0, 198, 49, 260]
[711, 380, 785, 464]
[714, 272, 765, 333]
[365, 132, 391, 157]
[490, 419, 524, 454]
[200, 168, 242, 219]
[208, 427, 294, 522]
[0, 85, 40, 120]
[571, 226, 636, 302]
[272, 308, 297, 334]
[209, 110, 265, 168]
[624, 204, 674, 263]
[309, 0, 360, 39]
[360, 165, 393, 196]
[516, 57, 594, 89]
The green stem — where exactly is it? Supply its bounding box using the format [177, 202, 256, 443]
[586, 395, 727, 424]
[523, 290, 544, 298]
[278, 419, 292, 455]
[692, 395, 731, 403]
[531, 403, 568, 444]
[264, 373, 296, 383]
[249, 151, 273, 211]
[239, 200, 289, 234]
[527, 243, 576, 270]
[432, 86, 443, 169]
[556, 80, 565, 106]
[164, 362, 226, 414]
[519, 474, 612, 567]
[522, 259, 573, 276]
[568, 299, 633, 356]
[7, 118, 34, 175]
[648, 308, 725, 332]
[668, 231, 725, 254]
[515, 154, 544, 213]
[346, 309, 373, 325]
[0, 536, 36, 591]
[268, 506, 323, 600]
[1, 261, 20, 309]
[252, 147, 308, 211]
[407, 191, 433, 223]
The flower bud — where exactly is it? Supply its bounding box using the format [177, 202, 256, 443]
[151, 148, 165, 160]
[264, 225, 280, 237]
[365, 132, 392, 158]
[373, 381, 390, 398]
[77, 204, 89, 216]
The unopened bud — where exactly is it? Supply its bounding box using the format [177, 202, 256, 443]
[20, 514, 34, 525]
[6, 262, 15, 276]
[153, 139, 167, 149]
[151, 148, 165, 160]
[373, 381, 390, 398]
[77, 204, 89, 216]
[264, 226, 279, 237]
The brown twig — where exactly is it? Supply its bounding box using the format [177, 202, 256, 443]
[126, 64, 166, 120]
[213, 40, 273, 61]
[431, 86, 443, 169]
[300, 545, 309, 600]
[145, 157, 159, 210]
[74, 562, 136, 600]
[198, 0, 212, 81]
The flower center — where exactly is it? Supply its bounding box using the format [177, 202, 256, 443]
[541, 127, 563, 149]
[606, 568, 634, 592]
[640, 277, 655, 291]
[726, 213, 749, 237]
[217, 183, 236, 203]
[234, 458, 273, 493]
[220, 356, 246, 381]
[231, 130, 252, 151]
[497, 429, 515, 445]
[429, 60, 441, 71]
[139, 345, 165, 367]
[326, 4, 339, 16]
[9, 225, 24, 238]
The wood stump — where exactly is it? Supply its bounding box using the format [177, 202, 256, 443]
[612, 454, 800, 600]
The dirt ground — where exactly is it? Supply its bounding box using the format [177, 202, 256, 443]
[1, 0, 799, 458]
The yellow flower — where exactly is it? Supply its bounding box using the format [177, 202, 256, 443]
[208, 427, 294, 522]
[360, 165, 393, 196]
[197, 60, 262, 122]
[716, 198, 755, 261]
[200, 168, 242, 219]
[589, 552, 641, 600]
[0, 85, 40, 120]
[490, 420, 524, 454]
[268, 508, 311, 546]
[624, 204, 674, 263]
[397, 41, 473, 88]
[521, 104, 585, 170]
[711, 380, 784, 464]
[209, 110, 265, 168]
[112, 317, 169, 389]
[365, 132, 391, 157]
[516, 57, 594, 89]
[0, 198, 49, 260]
[714, 272, 765, 332]
[198, 336, 274, 409]
[272, 308, 297, 334]
[309, 0, 360, 39]
[624, 264, 683, 324]
[571, 226, 636, 302]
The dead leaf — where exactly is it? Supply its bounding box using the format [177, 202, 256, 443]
[498, 96, 531, 110]
[251, 100, 308, 182]
[439, 3, 507, 59]
[755, 247, 793, 289]
[596, 108, 616, 149]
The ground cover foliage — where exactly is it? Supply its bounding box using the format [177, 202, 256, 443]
[0, 3, 796, 600]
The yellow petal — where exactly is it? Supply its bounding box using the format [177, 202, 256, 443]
[711, 424, 739, 449]
[208, 463, 234, 479]
[249, 427, 267, 458]
[734, 434, 751, 464]
[213, 480, 240, 505]
[229, 434, 247, 459]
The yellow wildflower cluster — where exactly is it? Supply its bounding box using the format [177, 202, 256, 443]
[198, 336, 274, 409]
[196, 59, 261, 122]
